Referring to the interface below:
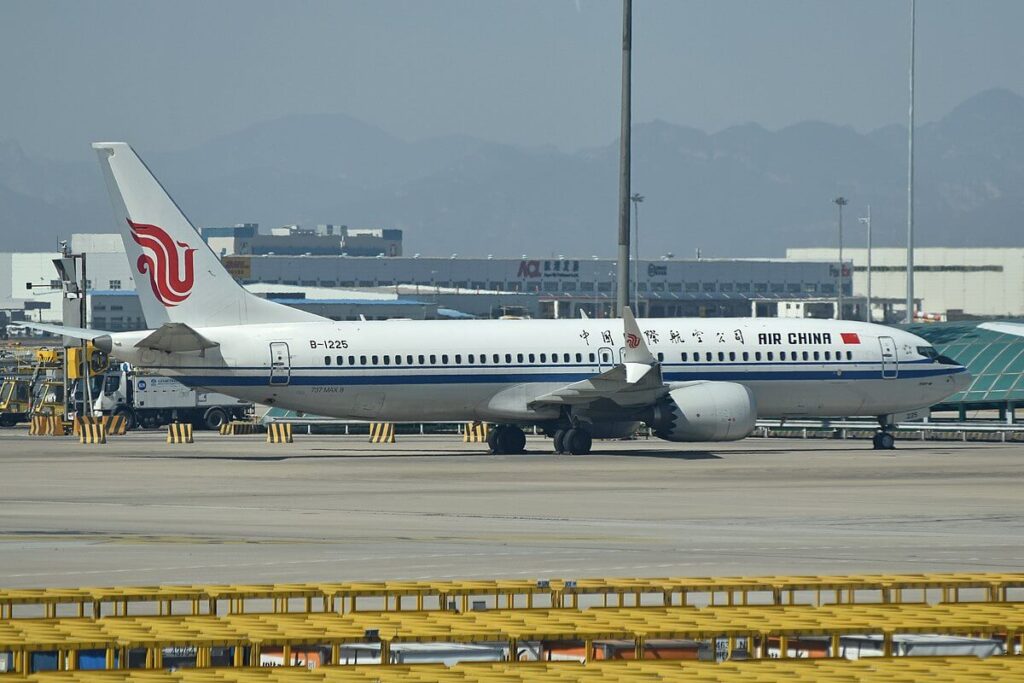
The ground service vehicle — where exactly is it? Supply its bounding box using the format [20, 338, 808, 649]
[0, 377, 31, 427]
[95, 366, 252, 430]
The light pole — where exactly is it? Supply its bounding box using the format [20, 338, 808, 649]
[833, 196, 847, 320]
[859, 206, 872, 322]
[631, 193, 644, 315]
[906, 0, 916, 323]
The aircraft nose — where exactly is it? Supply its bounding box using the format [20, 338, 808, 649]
[952, 367, 972, 392]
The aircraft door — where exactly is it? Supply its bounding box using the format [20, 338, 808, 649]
[878, 336, 898, 379]
[597, 347, 614, 371]
[269, 342, 291, 386]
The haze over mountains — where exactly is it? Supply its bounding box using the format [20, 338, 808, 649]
[1, 88, 1022, 258]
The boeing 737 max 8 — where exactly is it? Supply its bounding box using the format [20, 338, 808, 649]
[27, 143, 971, 453]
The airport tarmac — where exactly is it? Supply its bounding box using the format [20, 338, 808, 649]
[1, 431, 1022, 587]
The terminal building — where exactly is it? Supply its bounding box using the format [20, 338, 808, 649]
[5, 230, 855, 331]
[788, 247, 1024, 322]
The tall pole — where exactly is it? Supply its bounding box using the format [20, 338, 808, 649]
[906, 0, 916, 323]
[834, 196, 847, 320]
[615, 0, 632, 317]
[80, 252, 93, 416]
[859, 206, 872, 322]
[631, 193, 643, 316]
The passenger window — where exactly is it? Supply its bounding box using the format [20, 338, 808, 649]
[540, 353, 547, 363]
[383, 355, 391, 366]
[657, 352, 664, 362]
[418, 355, 425, 364]
[802, 351, 809, 361]
[468, 354, 475, 364]
[575, 353, 582, 363]
[394, 355, 402, 365]
[455, 354, 462, 364]
[360, 355, 367, 365]
[824, 351, 831, 361]
[729, 352, 736, 361]
[780, 352, 786, 361]
[324, 356, 331, 365]
[563, 353, 571, 363]
[754, 351, 761, 361]
[813, 351, 819, 361]
[718, 352, 725, 361]
[407, 355, 414, 364]
[847, 351, 853, 360]
[504, 353, 511, 363]
[429, 354, 437, 364]
[517, 353, 524, 363]
[337, 355, 344, 365]
[480, 355, 487, 364]
[742, 352, 748, 361]
[371, 355, 379, 364]
[681, 352, 688, 361]
[349, 355, 356, 365]
[767, 352, 773, 361]
[442, 354, 449, 364]
[704, 352, 710, 361]
[493, 354, 500, 363]
[589, 353, 596, 363]
[529, 354, 536, 363]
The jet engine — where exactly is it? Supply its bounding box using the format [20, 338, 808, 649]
[647, 381, 757, 442]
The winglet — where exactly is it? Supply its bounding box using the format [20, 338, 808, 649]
[622, 306, 656, 365]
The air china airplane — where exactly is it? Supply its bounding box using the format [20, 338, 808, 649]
[29, 143, 970, 454]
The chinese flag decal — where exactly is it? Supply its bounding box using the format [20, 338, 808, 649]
[841, 332, 861, 344]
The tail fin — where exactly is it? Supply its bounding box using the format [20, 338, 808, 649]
[92, 142, 323, 328]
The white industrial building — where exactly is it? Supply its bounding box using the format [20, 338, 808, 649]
[787, 247, 1024, 321]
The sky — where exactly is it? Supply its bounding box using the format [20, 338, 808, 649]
[2, 0, 1024, 160]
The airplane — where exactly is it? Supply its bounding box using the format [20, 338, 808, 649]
[25, 142, 971, 453]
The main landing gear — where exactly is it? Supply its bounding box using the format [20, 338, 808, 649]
[552, 427, 593, 455]
[488, 424, 527, 455]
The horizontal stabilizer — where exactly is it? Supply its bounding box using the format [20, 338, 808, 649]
[135, 322, 219, 353]
[16, 322, 111, 340]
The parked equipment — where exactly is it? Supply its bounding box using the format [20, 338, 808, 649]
[92, 365, 252, 430]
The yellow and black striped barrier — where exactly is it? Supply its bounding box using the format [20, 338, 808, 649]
[78, 421, 106, 444]
[28, 415, 45, 435]
[463, 421, 489, 443]
[166, 422, 194, 444]
[31, 415, 67, 436]
[103, 414, 128, 435]
[369, 422, 396, 443]
[220, 421, 260, 435]
[266, 423, 293, 443]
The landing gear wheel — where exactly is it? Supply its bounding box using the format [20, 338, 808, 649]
[552, 429, 567, 454]
[496, 425, 527, 455]
[564, 428, 593, 455]
[487, 426, 502, 454]
[873, 432, 896, 450]
[113, 407, 137, 431]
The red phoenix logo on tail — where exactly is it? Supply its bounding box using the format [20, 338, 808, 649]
[625, 333, 640, 349]
[127, 220, 196, 307]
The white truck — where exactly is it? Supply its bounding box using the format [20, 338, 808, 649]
[94, 365, 252, 430]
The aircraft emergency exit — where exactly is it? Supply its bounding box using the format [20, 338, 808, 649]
[26, 143, 971, 453]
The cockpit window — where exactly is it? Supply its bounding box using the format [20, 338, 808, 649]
[919, 345, 960, 365]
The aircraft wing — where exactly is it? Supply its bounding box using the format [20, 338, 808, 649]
[529, 307, 667, 409]
[134, 323, 219, 353]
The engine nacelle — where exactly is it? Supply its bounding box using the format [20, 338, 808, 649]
[648, 381, 757, 442]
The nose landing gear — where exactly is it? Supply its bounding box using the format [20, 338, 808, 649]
[873, 418, 897, 450]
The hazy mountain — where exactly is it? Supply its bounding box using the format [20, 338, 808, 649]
[1, 88, 1023, 257]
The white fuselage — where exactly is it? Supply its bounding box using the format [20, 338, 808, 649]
[105, 316, 970, 424]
